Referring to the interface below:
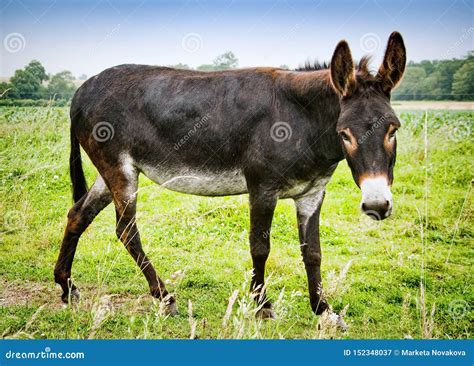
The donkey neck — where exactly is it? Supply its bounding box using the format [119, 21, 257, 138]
[278, 69, 344, 164]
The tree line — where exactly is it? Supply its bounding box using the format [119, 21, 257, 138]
[1, 51, 472, 105]
[392, 51, 473, 100]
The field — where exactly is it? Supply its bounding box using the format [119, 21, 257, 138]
[0, 105, 472, 339]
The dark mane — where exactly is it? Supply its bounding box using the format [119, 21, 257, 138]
[295, 56, 373, 76]
[294, 61, 329, 71]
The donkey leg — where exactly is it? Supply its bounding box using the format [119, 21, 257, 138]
[248, 188, 277, 319]
[294, 190, 329, 315]
[55, 176, 112, 303]
[109, 167, 176, 315]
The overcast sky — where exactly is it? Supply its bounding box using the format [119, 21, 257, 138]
[1, 0, 473, 78]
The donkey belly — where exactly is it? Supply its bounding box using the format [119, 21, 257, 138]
[139, 163, 248, 196]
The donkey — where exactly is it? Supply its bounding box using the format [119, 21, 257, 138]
[55, 32, 406, 318]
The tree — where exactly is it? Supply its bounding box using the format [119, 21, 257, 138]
[25, 60, 48, 83]
[9, 60, 48, 99]
[196, 51, 239, 71]
[430, 59, 463, 100]
[452, 60, 474, 100]
[419, 60, 434, 75]
[393, 53, 473, 101]
[0, 82, 16, 98]
[392, 67, 426, 100]
[10, 69, 43, 99]
[47, 71, 77, 99]
[196, 64, 215, 71]
[168, 63, 191, 70]
[212, 51, 238, 70]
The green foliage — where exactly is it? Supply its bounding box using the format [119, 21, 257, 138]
[0, 82, 17, 99]
[167, 63, 191, 70]
[197, 51, 239, 71]
[26, 60, 48, 83]
[452, 59, 474, 100]
[0, 98, 69, 107]
[8, 60, 49, 99]
[196, 64, 215, 71]
[47, 71, 77, 100]
[5, 60, 78, 102]
[212, 51, 238, 70]
[393, 53, 472, 100]
[0, 106, 472, 339]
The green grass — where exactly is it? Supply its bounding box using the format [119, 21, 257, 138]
[1, 106, 472, 339]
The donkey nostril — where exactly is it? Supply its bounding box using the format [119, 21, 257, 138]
[361, 203, 367, 211]
[385, 200, 390, 209]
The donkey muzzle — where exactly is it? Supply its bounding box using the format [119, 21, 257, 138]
[360, 176, 393, 220]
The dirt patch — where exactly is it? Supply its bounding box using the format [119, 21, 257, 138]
[0, 279, 168, 315]
[0, 279, 60, 309]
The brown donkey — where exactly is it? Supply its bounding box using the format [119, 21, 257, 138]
[55, 32, 406, 318]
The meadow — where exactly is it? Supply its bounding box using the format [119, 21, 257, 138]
[0, 105, 472, 339]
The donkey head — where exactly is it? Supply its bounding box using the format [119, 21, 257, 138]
[329, 32, 406, 220]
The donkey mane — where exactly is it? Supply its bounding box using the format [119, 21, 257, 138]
[295, 56, 374, 77]
[295, 60, 329, 71]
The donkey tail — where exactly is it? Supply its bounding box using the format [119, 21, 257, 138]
[70, 129, 88, 202]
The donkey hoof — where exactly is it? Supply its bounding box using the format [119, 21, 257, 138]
[313, 300, 329, 315]
[61, 288, 80, 304]
[162, 296, 178, 316]
[256, 307, 276, 319]
[336, 315, 349, 332]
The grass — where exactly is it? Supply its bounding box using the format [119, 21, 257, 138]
[0, 106, 472, 339]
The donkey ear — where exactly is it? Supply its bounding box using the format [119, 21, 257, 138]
[330, 40, 356, 97]
[377, 31, 406, 92]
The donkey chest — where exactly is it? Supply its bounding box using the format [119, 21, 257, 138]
[279, 174, 334, 199]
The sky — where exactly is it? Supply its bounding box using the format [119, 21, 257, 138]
[1, 0, 473, 78]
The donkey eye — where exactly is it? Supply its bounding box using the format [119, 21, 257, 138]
[389, 130, 397, 139]
[340, 132, 350, 142]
